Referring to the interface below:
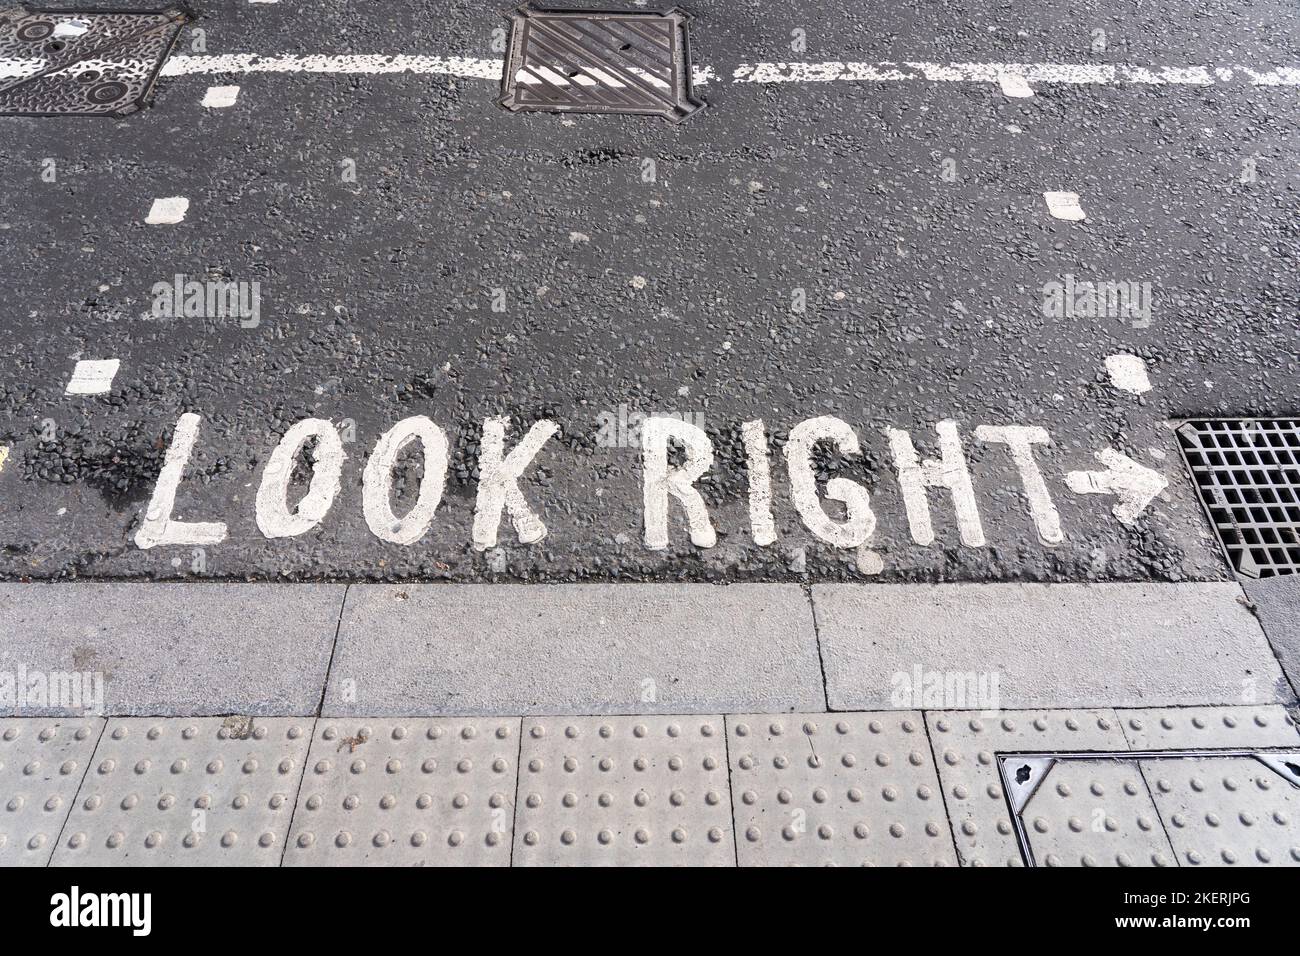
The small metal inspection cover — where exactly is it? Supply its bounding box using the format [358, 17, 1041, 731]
[498, 3, 704, 123]
[0, 3, 191, 117]
[1176, 418, 1300, 578]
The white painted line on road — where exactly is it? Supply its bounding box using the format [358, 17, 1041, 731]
[200, 84, 240, 107]
[145, 196, 189, 225]
[997, 72, 1034, 97]
[0, 446, 9, 475]
[1105, 354, 1153, 394]
[5, 55, 1294, 91]
[64, 359, 120, 396]
[1043, 191, 1086, 221]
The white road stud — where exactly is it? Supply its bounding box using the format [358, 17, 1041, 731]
[1043, 191, 1086, 221]
[64, 358, 120, 395]
[200, 84, 240, 107]
[1105, 354, 1153, 394]
[145, 197, 189, 225]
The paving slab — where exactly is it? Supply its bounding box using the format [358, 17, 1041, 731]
[815, 583, 1289, 711]
[285, 718, 518, 866]
[926, 708, 1128, 867]
[0, 718, 102, 866]
[1243, 575, 1300, 699]
[1117, 704, 1300, 750]
[0, 584, 344, 715]
[728, 711, 956, 866]
[51, 717, 310, 866]
[323, 584, 823, 716]
[514, 715, 734, 866]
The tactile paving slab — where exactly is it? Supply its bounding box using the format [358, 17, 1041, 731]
[729, 712, 956, 866]
[1142, 754, 1300, 866]
[0, 718, 101, 866]
[1010, 756, 1176, 867]
[926, 709, 1127, 866]
[285, 719, 518, 866]
[1118, 704, 1300, 750]
[51, 717, 309, 866]
[514, 716, 733, 865]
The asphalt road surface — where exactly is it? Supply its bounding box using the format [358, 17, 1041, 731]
[0, 0, 1296, 583]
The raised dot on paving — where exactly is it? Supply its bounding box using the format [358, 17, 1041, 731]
[514, 716, 734, 866]
[729, 711, 956, 866]
[64, 358, 120, 395]
[0, 719, 103, 866]
[51, 717, 308, 866]
[144, 196, 189, 225]
[285, 718, 518, 866]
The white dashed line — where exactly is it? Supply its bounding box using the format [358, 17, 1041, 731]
[65, 359, 120, 396]
[1043, 191, 1086, 221]
[145, 196, 189, 225]
[200, 84, 240, 107]
[1105, 354, 1153, 394]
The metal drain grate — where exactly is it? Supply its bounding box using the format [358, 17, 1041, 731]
[1176, 419, 1300, 578]
[498, 3, 704, 123]
[0, 4, 190, 117]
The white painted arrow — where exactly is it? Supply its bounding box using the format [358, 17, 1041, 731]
[1065, 449, 1168, 525]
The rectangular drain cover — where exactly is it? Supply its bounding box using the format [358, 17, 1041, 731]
[999, 750, 1300, 867]
[0, 3, 190, 117]
[1177, 419, 1300, 578]
[498, 3, 704, 123]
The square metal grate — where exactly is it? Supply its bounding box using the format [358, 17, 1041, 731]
[0, 3, 190, 117]
[1176, 418, 1300, 578]
[498, 3, 704, 123]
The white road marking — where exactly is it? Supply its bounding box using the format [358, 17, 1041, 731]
[885, 421, 986, 547]
[741, 419, 777, 547]
[200, 84, 240, 108]
[975, 425, 1063, 545]
[1105, 353, 1153, 394]
[134, 413, 228, 549]
[64, 358, 120, 395]
[0, 446, 9, 475]
[2, 54, 1289, 90]
[1065, 449, 1168, 525]
[362, 416, 449, 545]
[255, 418, 346, 538]
[145, 196, 189, 225]
[1043, 190, 1086, 221]
[997, 72, 1034, 97]
[471, 417, 558, 549]
[784, 416, 876, 549]
[641, 416, 716, 550]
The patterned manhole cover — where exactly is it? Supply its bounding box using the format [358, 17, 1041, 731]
[1176, 419, 1300, 578]
[498, 3, 704, 123]
[0, 3, 191, 117]
[999, 750, 1300, 867]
